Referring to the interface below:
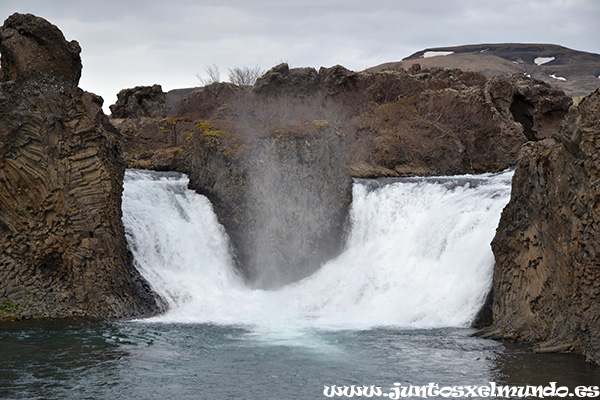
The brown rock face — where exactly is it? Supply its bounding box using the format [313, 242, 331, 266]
[252, 63, 320, 97]
[0, 13, 161, 319]
[351, 69, 572, 176]
[488, 88, 600, 364]
[487, 75, 573, 141]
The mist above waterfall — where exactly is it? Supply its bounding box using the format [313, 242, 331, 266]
[122, 168, 512, 329]
[179, 93, 353, 289]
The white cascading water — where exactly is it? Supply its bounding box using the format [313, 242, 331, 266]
[122, 169, 512, 331]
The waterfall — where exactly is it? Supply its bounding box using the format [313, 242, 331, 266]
[122, 169, 512, 329]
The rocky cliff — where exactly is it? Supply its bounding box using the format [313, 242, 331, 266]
[487, 88, 600, 364]
[109, 84, 168, 119]
[0, 13, 161, 320]
[178, 119, 352, 288]
[110, 82, 241, 171]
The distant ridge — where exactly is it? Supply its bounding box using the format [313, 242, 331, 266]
[165, 87, 201, 108]
[367, 43, 600, 97]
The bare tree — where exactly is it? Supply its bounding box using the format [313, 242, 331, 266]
[228, 65, 265, 87]
[196, 63, 221, 86]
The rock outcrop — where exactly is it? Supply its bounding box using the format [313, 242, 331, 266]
[486, 74, 573, 141]
[487, 88, 600, 364]
[177, 120, 352, 288]
[109, 84, 167, 119]
[0, 13, 161, 320]
[110, 82, 243, 171]
[252, 63, 320, 97]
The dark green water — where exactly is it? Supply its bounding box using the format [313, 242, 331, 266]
[1, 320, 598, 399]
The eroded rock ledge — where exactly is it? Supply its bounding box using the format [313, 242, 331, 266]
[486, 88, 600, 364]
[0, 13, 161, 320]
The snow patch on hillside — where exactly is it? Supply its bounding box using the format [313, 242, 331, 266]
[423, 51, 454, 58]
[534, 57, 555, 66]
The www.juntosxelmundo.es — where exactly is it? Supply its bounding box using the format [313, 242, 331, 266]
[323, 382, 600, 398]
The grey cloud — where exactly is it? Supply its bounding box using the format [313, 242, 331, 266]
[0, 0, 598, 110]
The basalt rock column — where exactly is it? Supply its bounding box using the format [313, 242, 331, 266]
[0, 13, 161, 319]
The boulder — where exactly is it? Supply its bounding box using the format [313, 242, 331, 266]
[487, 88, 600, 364]
[318, 65, 358, 97]
[0, 13, 161, 320]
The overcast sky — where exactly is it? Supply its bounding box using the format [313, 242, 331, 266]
[0, 0, 598, 112]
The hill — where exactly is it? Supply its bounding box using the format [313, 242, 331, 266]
[368, 43, 600, 97]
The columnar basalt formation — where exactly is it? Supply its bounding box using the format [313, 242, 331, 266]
[0, 13, 161, 319]
[488, 88, 600, 364]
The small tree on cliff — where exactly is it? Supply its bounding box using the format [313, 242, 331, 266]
[228, 65, 264, 87]
[196, 63, 221, 86]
